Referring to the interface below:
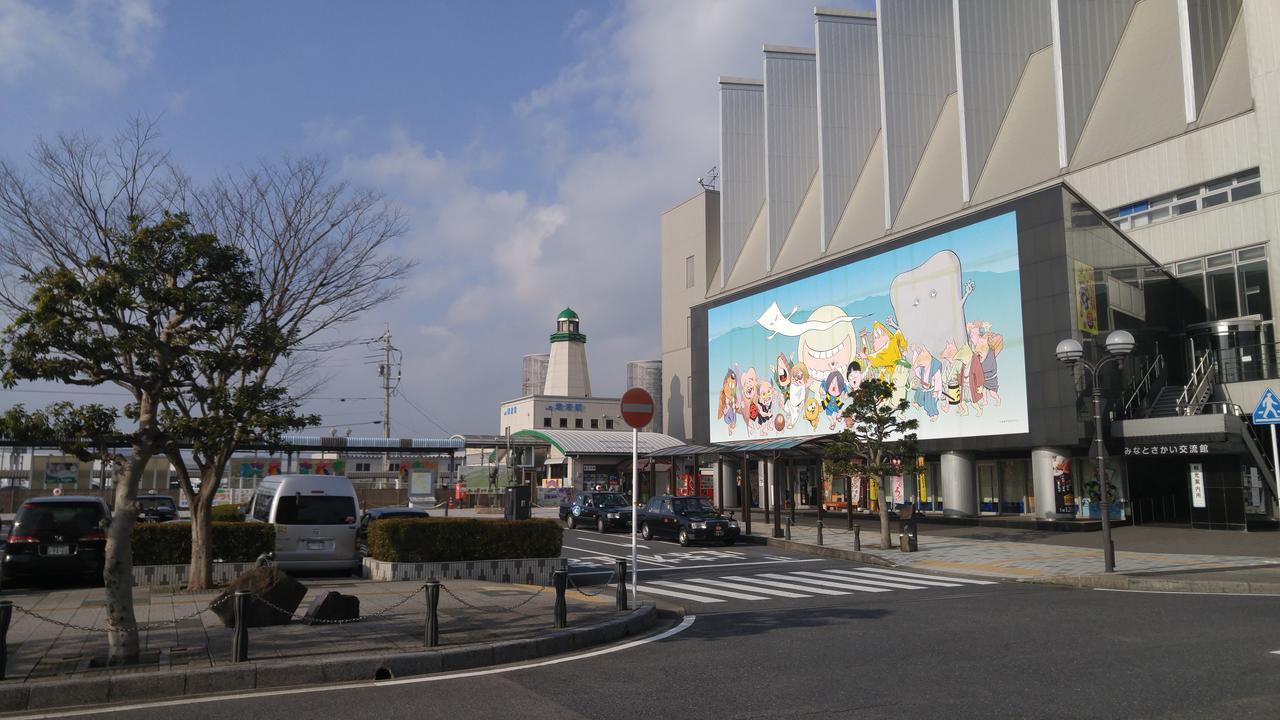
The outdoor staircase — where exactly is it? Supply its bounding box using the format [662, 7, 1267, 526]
[1145, 386, 1183, 418]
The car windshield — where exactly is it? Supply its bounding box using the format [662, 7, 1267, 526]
[594, 493, 628, 506]
[138, 497, 175, 510]
[14, 502, 105, 535]
[274, 496, 357, 525]
[672, 498, 717, 514]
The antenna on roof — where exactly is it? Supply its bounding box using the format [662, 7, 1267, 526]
[697, 165, 719, 191]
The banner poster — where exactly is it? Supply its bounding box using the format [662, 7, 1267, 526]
[1074, 260, 1099, 335]
[44, 461, 78, 485]
[891, 475, 905, 505]
[1052, 454, 1077, 514]
[234, 459, 282, 479]
[298, 459, 345, 476]
[707, 211, 1027, 444]
[850, 478, 863, 505]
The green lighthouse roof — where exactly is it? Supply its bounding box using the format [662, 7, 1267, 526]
[557, 307, 579, 320]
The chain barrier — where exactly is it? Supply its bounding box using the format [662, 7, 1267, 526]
[243, 583, 428, 625]
[439, 581, 547, 613]
[565, 568, 613, 598]
[11, 592, 234, 634]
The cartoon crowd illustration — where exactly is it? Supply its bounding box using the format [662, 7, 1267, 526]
[716, 250, 1008, 438]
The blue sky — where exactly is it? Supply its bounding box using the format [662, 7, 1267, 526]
[0, 0, 873, 436]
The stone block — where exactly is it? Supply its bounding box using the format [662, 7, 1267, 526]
[184, 665, 255, 696]
[302, 591, 360, 625]
[571, 625, 606, 650]
[108, 670, 185, 702]
[439, 644, 494, 671]
[210, 567, 307, 627]
[490, 639, 537, 665]
[535, 630, 575, 657]
[254, 660, 325, 689]
[0, 684, 30, 713]
[381, 651, 442, 678]
[27, 677, 109, 710]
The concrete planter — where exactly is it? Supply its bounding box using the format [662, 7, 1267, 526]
[132, 562, 258, 588]
[361, 556, 566, 585]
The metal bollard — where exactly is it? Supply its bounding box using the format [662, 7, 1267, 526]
[614, 559, 628, 611]
[0, 600, 11, 680]
[553, 570, 568, 628]
[853, 524, 861, 552]
[444, 498, 450, 517]
[785, 517, 792, 541]
[231, 590, 250, 662]
[816, 520, 824, 546]
[425, 580, 441, 647]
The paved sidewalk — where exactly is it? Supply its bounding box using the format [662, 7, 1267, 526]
[0, 576, 617, 682]
[747, 517, 1280, 581]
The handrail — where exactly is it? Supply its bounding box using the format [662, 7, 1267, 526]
[1176, 350, 1216, 416]
[1123, 353, 1164, 418]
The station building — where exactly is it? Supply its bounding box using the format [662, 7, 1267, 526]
[660, 1, 1280, 530]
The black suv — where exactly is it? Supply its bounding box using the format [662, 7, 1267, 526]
[2, 496, 111, 586]
[136, 494, 178, 523]
[560, 491, 633, 533]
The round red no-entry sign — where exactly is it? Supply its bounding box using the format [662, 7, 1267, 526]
[619, 387, 655, 429]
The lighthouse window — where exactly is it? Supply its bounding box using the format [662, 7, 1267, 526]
[591, 419, 599, 429]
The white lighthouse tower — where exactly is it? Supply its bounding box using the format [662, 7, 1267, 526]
[542, 307, 592, 397]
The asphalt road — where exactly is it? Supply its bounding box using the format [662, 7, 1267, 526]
[19, 526, 1280, 719]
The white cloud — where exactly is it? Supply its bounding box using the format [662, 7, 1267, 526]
[303, 116, 365, 146]
[0, 0, 161, 91]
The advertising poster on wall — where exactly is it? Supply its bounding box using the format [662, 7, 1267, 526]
[44, 462, 78, 486]
[1073, 260, 1099, 335]
[1052, 455, 1077, 514]
[234, 459, 282, 479]
[298, 459, 345, 476]
[707, 212, 1028, 444]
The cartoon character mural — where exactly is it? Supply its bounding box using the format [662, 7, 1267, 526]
[706, 211, 1027, 443]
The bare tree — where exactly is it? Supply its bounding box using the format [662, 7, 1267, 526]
[166, 156, 411, 589]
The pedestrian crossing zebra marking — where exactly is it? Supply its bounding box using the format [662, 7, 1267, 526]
[682, 577, 810, 598]
[757, 572, 893, 593]
[620, 567, 999, 605]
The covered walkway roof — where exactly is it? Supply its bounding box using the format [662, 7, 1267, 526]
[642, 435, 835, 460]
[512, 429, 682, 456]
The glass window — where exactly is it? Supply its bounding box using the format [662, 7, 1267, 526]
[1202, 191, 1229, 208]
[574, 418, 583, 429]
[1208, 268, 1239, 320]
[274, 496, 356, 525]
[1176, 259, 1203, 275]
[559, 418, 568, 428]
[1173, 200, 1197, 215]
[1206, 176, 1234, 192]
[1232, 182, 1261, 202]
[1238, 246, 1267, 262]
[14, 502, 105, 535]
[1175, 274, 1208, 324]
[1148, 207, 1170, 222]
[1207, 252, 1234, 269]
[605, 419, 614, 430]
[542, 417, 552, 428]
[1238, 261, 1271, 320]
[251, 493, 272, 522]
[590, 419, 598, 429]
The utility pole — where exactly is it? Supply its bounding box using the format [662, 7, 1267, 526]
[375, 326, 401, 485]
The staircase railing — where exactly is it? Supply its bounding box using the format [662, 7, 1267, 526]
[1123, 353, 1164, 418]
[1176, 350, 1216, 416]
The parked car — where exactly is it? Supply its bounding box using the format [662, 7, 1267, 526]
[247, 474, 360, 571]
[560, 491, 633, 532]
[2, 496, 112, 586]
[136, 494, 178, 523]
[356, 506, 430, 556]
[638, 495, 739, 546]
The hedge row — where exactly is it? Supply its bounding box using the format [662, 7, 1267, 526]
[210, 504, 246, 522]
[368, 518, 563, 563]
[133, 522, 275, 565]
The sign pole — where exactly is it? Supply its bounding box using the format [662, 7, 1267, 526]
[1271, 425, 1278, 503]
[631, 427, 638, 610]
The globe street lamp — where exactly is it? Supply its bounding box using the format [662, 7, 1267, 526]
[1055, 329, 1135, 573]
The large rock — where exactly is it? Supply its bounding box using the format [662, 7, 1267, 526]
[302, 591, 360, 625]
[210, 566, 307, 628]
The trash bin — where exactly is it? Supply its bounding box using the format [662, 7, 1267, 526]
[898, 504, 918, 552]
[504, 485, 532, 520]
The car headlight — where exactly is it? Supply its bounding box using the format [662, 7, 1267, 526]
[691, 521, 706, 529]
[607, 512, 620, 519]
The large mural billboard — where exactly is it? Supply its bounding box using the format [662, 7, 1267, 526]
[707, 211, 1028, 443]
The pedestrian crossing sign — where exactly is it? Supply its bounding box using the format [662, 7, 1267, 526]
[1252, 388, 1280, 424]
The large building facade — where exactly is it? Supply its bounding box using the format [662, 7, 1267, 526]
[661, 1, 1280, 529]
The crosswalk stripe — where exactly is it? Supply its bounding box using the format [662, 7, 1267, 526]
[683, 577, 811, 598]
[854, 567, 998, 585]
[822, 569, 962, 588]
[720, 575, 850, 596]
[619, 584, 726, 603]
[759, 572, 891, 593]
[789, 570, 929, 590]
[649, 580, 772, 601]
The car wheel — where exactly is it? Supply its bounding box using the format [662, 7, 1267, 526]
[641, 522, 653, 541]
[597, 517, 607, 533]
[567, 515, 577, 530]
[723, 538, 736, 546]
[677, 528, 691, 547]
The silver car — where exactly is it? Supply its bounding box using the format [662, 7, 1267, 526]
[248, 475, 360, 571]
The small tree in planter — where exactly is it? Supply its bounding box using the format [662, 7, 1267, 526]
[823, 378, 918, 550]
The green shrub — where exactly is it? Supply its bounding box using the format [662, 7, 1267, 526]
[210, 504, 246, 522]
[133, 522, 276, 565]
[368, 518, 563, 563]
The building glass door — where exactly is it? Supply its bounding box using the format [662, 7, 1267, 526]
[978, 462, 999, 513]
[1000, 459, 1031, 514]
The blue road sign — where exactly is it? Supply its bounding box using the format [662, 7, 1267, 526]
[1252, 388, 1280, 424]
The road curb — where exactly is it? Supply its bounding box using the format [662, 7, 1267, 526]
[0, 604, 658, 714]
[756, 536, 900, 567]
[1024, 574, 1280, 595]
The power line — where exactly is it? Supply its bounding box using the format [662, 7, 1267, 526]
[397, 391, 452, 436]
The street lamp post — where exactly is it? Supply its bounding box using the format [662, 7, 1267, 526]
[1055, 330, 1135, 573]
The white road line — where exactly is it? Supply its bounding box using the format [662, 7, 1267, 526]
[761, 572, 891, 593]
[1093, 588, 1280, 597]
[809, 570, 944, 590]
[620, 583, 725, 603]
[566, 557, 825, 574]
[11, 617, 699, 719]
[648, 580, 771, 601]
[572, 536, 650, 549]
[856, 567, 997, 585]
[719, 575, 850, 596]
[683, 577, 811, 598]
[826, 569, 961, 588]
[1271, 650, 1280, 655]
[561, 546, 671, 565]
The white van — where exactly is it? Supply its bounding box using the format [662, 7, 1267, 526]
[248, 475, 360, 571]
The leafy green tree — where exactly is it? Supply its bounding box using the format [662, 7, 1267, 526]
[824, 378, 919, 550]
[0, 213, 257, 664]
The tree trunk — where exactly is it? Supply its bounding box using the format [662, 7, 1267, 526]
[187, 467, 222, 590]
[104, 452, 147, 665]
[875, 477, 892, 549]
